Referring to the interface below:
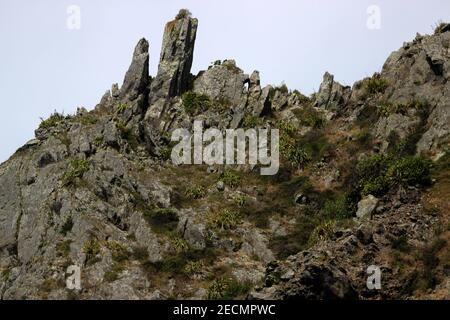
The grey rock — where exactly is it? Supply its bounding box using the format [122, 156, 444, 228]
[193, 60, 249, 107]
[147, 12, 198, 119]
[356, 195, 379, 220]
[314, 72, 351, 110]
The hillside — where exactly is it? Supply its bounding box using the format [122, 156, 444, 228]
[0, 10, 449, 300]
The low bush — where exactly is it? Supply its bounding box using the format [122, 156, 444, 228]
[62, 159, 90, 186]
[182, 91, 212, 116]
[39, 112, 65, 130]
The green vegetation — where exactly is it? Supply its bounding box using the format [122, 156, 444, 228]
[377, 100, 428, 117]
[354, 154, 431, 197]
[104, 262, 124, 282]
[171, 237, 189, 253]
[115, 119, 139, 149]
[220, 170, 241, 188]
[116, 103, 128, 114]
[56, 240, 72, 257]
[184, 184, 207, 199]
[60, 217, 73, 236]
[83, 239, 101, 265]
[293, 106, 327, 129]
[323, 196, 352, 220]
[106, 241, 131, 263]
[234, 194, 247, 207]
[182, 91, 212, 116]
[366, 75, 389, 95]
[207, 277, 252, 300]
[183, 260, 205, 275]
[80, 114, 98, 125]
[280, 134, 311, 168]
[62, 159, 90, 186]
[434, 21, 449, 34]
[243, 115, 264, 128]
[176, 8, 191, 19]
[209, 209, 241, 230]
[39, 112, 65, 130]
[308, 220, 337, 246]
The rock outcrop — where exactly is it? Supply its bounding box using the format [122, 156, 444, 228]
[146, 10, 198, 119]
[0, 11, 449, 301]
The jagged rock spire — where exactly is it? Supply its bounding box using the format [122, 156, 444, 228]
[120, 38, 150, 102]
[146, 10, 198, 119]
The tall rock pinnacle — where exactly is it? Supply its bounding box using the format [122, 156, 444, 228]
[120, 38, 150, 102]
[146, 9, 198, 118]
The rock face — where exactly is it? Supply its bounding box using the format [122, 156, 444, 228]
[146, 11, 198, 119]
[377, 31, 450, 155]
[1, 11, 449, 301]
[193, 60, 249, 107]
[314, 72, 351, 110]
[120, 38, 150, 103]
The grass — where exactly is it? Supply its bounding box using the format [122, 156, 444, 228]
[56, 240, 72, 257]
[83, 238, 101, 266]
[209, 209, 241, 230]
[366, 75, 389, 95]
[184, 184, 207, 199]
[377, 100, 428, 117]
[62, 159, 90, 186]
[182, 91, 212, 116]
[434, 21, 449, 34]
[207, 277, 252, 300]
[116, 103, 128, 114]
[308, 220, 337, 246]
[39, 112, 65, 130]
[104, 262, 124, 282]
[293, 106, 327, 129]
[220, 170, 241, 189]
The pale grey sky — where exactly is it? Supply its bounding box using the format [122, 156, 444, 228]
[1, 0, 450, 163]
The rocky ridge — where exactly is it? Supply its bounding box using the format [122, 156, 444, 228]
[0, 11, 449, 300]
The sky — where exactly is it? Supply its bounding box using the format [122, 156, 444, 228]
[1, 0, 450, 163]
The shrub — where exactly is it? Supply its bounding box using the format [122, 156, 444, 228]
[62, 159, 90, 186]
[207, 277, 252, 300]
[83, 239, 101, 265]
[234, 194, 247, 207]
[171, 237, 189, 253]
[243, 115, 264, 128]
[280, 134, 311, 168]
[308, 220, 337, 246]
[377, 100, 428, 117]
[210, 209, 241, 230]
[176, 8, 191, 19]
[275, 120, 297, 135]
[220, 170, 241, 188]
[116, 103, 128, 114]
[182, 91, 212, 116]
[106, 241, 130, 263]
[56, 240, 72, 257]
[354, 153, 431, 198]
[387, 156, 431, 185]
[183, 260, 205, 275]
[434, 21, 449, 34]
[104, 262, 124, 282]
[80, 114, 98, 125]
[366, 75, 389, 95]
[39, 112, 65, 130]
[323, 196, 352, 220]
[293, 106, 327, 129]
[185, 184, 207, 199]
